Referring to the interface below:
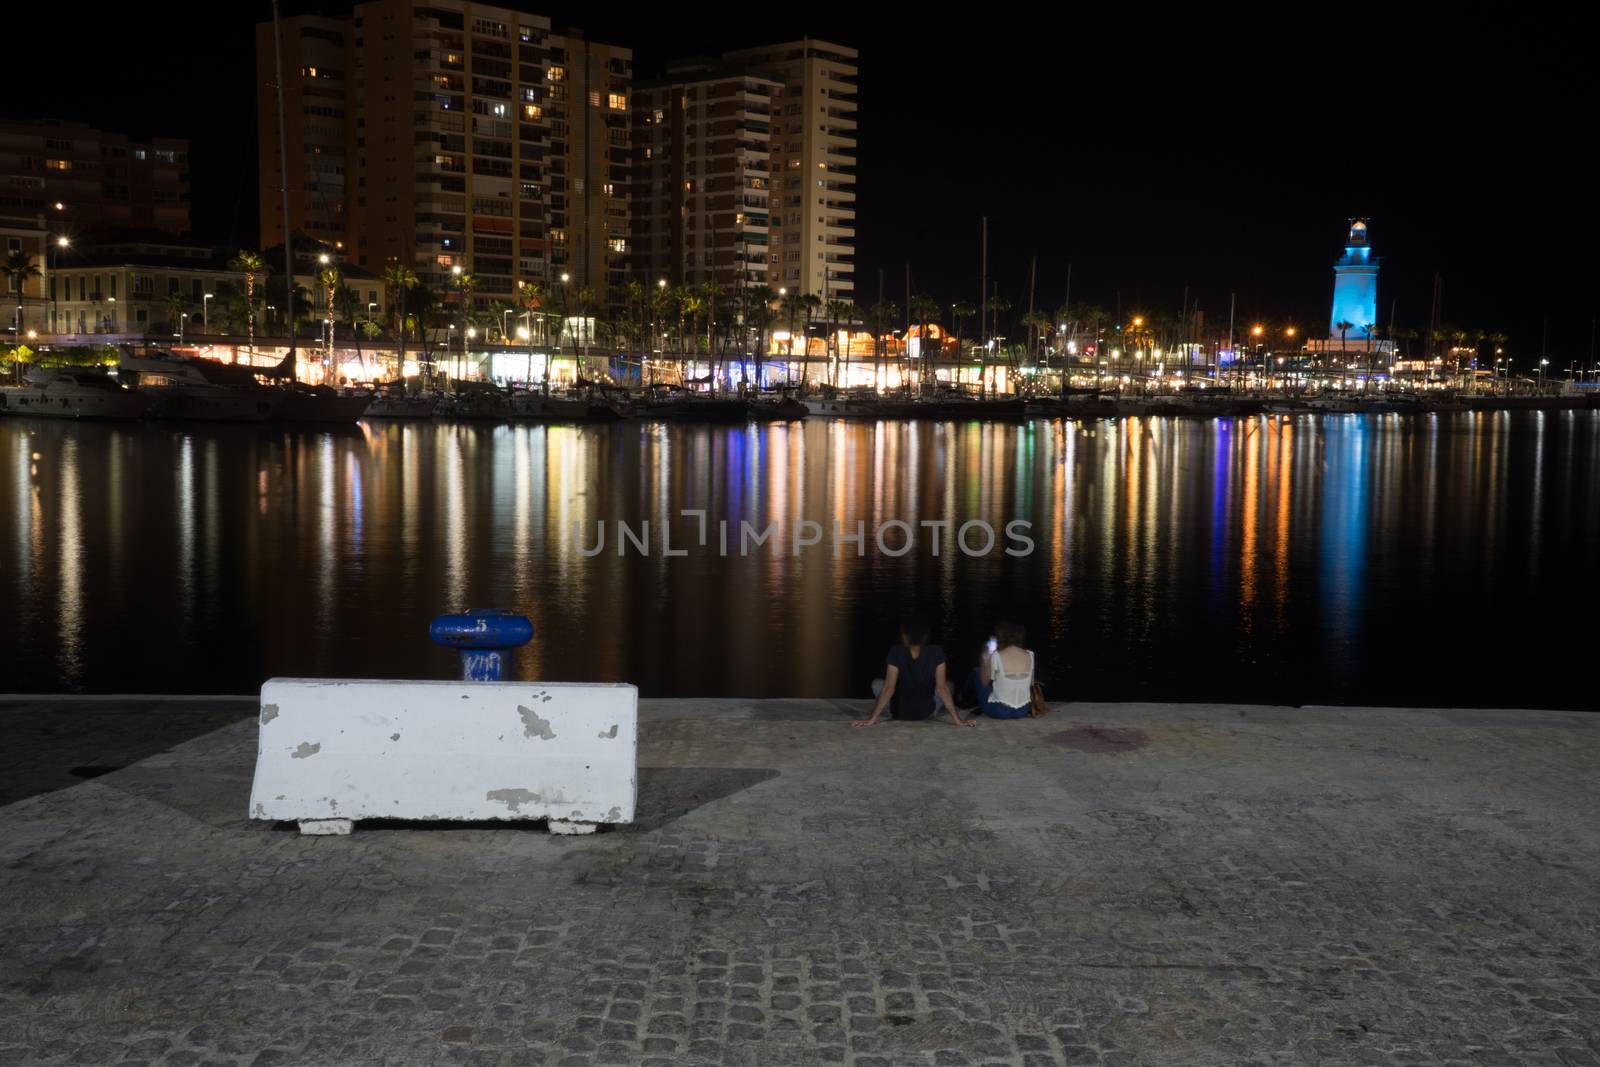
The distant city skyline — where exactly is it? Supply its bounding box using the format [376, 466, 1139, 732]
[5, 5, 1596, 357]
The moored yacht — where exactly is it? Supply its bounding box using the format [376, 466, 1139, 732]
[117, 351, 283, 421]
[0, 367, 153, 420]
[364, 386, 439, 418]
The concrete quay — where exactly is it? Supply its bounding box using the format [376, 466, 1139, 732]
[1, 697, 1598, 1065]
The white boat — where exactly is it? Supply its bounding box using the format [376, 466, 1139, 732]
[118, 351, 283, 422]
[364, 392, 438, 418]
[0, 367, 153, 420]
[1305, 395, 1362, 414]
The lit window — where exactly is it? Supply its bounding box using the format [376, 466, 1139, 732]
[608, 239, 626, 253]
[589, 90, 601, 107]
[523, 104, 541, 120]
[46, 159, 71, 171]
[607, 93, 626, 110]
[548, 66, 565, 82]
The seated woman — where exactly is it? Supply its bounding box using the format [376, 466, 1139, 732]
[853, 618, 974, 728]
[971, 620, 1035, 719]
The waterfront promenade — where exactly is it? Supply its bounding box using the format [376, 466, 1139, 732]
[2, 697, 1598, 1065]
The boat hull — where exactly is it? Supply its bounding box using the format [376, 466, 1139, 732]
[143, 387, 280, 422]
[0, 387, 150, 420]
[276, 390, 373, 423]
[363, 396, 439, 418]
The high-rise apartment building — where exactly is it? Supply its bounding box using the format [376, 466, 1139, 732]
[257, 1, 631, 310]
[718, 40, 856, 301]
[255, 15, 351, 252]
[0, 120, 190, 235]
[631, 63, 780, 292]
[632, 40, 856, 301]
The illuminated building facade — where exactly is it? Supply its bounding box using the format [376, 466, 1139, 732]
[0, 119, 189, 235]
[1329, 218, 1378, 342]
[257, 2, 630, 311]
[717, 40, 857, 300]
[631, 63, 781, 291]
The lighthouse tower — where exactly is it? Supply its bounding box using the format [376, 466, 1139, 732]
[1328, 218, 1379, 343]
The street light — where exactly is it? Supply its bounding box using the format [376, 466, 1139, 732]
[203, 292, 213, 333]
[49, 236, 70, 331]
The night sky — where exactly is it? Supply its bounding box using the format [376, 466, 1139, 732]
[9, 4, 1597, 362]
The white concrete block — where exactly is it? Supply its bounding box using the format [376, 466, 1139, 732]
[249, 679, 638, 829]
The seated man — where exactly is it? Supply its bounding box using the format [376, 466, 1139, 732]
[853, 618, 975, 728]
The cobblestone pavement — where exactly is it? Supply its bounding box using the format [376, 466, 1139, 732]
[2, 699, 1599, 1066]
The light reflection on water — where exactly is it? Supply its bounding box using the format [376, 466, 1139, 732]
[0, 413, 1597, 708]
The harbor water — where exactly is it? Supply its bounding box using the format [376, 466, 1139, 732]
[2, 411, 1597, 709]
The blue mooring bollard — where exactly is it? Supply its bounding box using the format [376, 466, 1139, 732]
[429, 609, 535, 682]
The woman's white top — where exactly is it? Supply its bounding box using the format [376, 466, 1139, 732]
[988, 649, 1034, 708]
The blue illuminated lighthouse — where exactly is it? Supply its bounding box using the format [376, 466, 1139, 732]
[1328, 218, 1379, 344]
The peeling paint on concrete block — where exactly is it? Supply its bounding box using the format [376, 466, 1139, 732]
[518, 705, 556, 740]
[249, 679, 638, 827]
[260, 703, 279, 725]
[486, 787, 567, 812]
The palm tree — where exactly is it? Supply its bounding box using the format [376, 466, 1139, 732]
[4, 251, 41, 377]
[335, 285, 369, 376]
[228, 250, 268, 358]
[572, 285, 596, 381]
[1334, 319, 1354, 386]
[163, 292, 191, 339]
[775, 290, 804, 385]
[866, 300, 899, 391]
[985, 295, 1012, 394]
[908, 293, 940, 391]
[382, 264, 419, 381]
[825, 298, 856, 388]
[514, 281, 546, 388]
[798, 293, 822, 388]
[1392, 326, 1418, 361]
[1448, 326, 1470, 388]
[743, 285, 777, 393]
[949, 302, 976, 357]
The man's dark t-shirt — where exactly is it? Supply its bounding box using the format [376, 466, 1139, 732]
[887, 644, 945, 720]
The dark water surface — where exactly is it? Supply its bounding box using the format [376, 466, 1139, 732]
[3, 413, 1597, 708]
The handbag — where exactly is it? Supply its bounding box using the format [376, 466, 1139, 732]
[1029, 680, 1051, 718]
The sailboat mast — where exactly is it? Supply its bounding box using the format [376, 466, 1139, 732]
[979, 216, 987, 358]
[272, 0, 296, 373]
